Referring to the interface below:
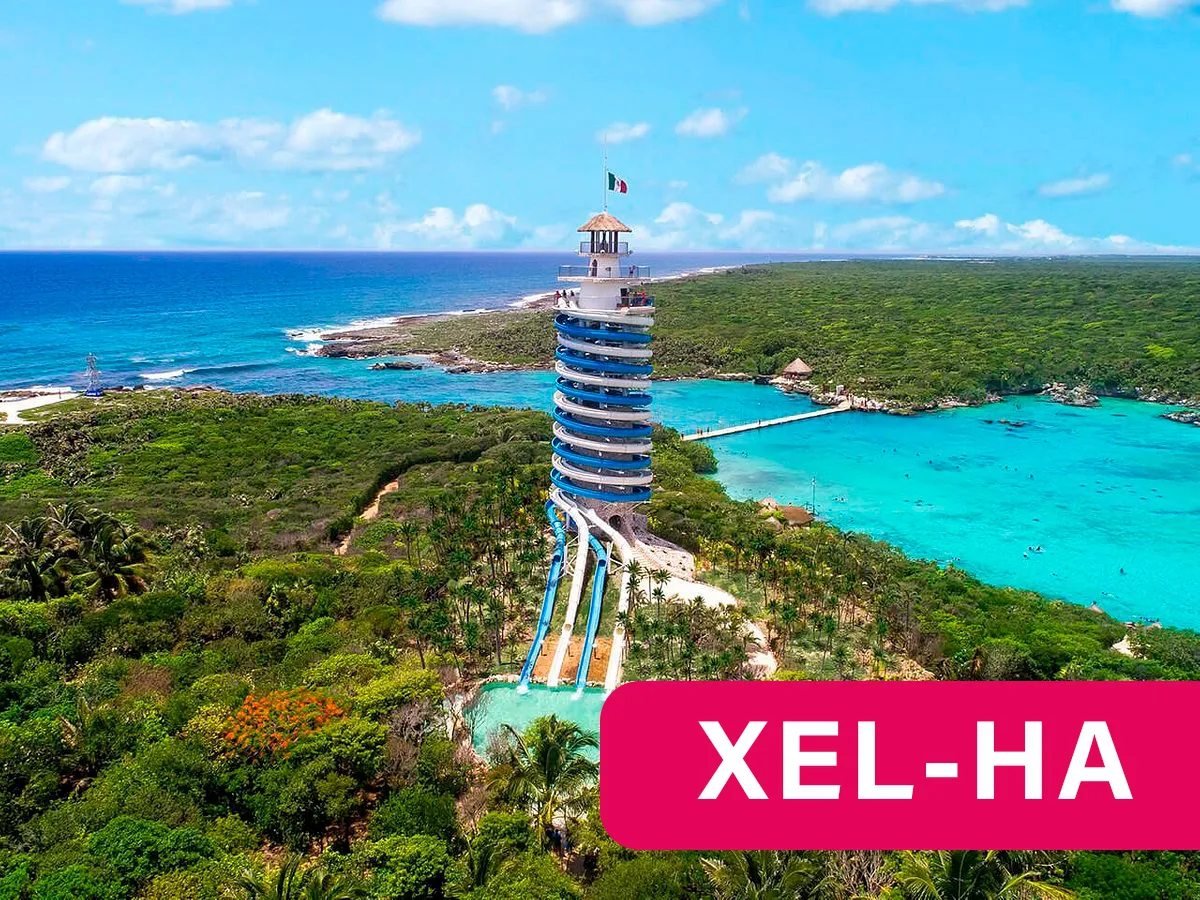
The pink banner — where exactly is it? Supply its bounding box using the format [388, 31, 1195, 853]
[600, 681, 1199, 849]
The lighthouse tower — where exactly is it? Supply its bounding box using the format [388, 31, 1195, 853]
[516, 210, 654, 694]
[550, 212, 655, 507]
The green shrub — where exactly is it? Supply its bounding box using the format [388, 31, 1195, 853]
[355, 668, 442, 719]
[370, 788, 458, 843]
[30, 865, 123, 900]
[86, 815, 212, 888]
[359, 834, 452, 900]
[304, 652, 385, 688]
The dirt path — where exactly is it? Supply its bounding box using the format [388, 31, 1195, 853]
[334, 477, 401, 556]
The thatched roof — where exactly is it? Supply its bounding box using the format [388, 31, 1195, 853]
[779, 505, 814, 527]
[578, 212, 632, 233]
[782, 357, 813, 378]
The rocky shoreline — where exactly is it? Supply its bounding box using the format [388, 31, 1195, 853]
[305, 289, 1200, 422]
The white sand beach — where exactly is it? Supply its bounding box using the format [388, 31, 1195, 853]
[0, 387, 79, 425]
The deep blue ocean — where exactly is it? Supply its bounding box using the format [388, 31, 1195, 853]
[3, 252, 1199, 628]
[0, 251, 809, 392]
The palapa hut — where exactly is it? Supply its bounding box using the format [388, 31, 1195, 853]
[778, 505, 815, 527]
[781, 357, 813, 379]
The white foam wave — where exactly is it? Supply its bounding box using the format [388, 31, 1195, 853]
[286, 314, 407, 343]
[140, 368, 193, 382]
[285, 343, 324, 357]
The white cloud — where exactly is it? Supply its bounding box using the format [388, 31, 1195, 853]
[830, 215, 932, 247]
[809, 0, 1024, 13]
[675, 106, 747, 138]
[42, 109, 419, 174]
[24, 176, 71, 193]
[656, 201, 723, 229]
[1038, 172, 1111, 198]
[634, 202, 782, 249]
[376, 0, 721, 32]
[272, 109, 420, 171]
[493, 85, 549, 110]
[746, 155, 945, 204]
[123, 0, 238, 13]
[1004, 218, 1076, 246]
[596, 122, 651, 144]
[188, 191, 292, 234]
[89, 175, 153, 197]
[1173, 153, 1194, 168]
[609, 0, 725, 25]
[1111, 0, 1192, 16]
[44, 117, 227, 172]
[736, 152, 792, 184]
[950, 212, 1187, 254]
[809, 211, 1190, 255]
[375, 203, 522, 249]
[954, 212, 1001, 236]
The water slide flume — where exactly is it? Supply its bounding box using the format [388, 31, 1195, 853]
[574, 533, 609, 694]
[546, 490, 591, 688]
[517, 501, 567, 692]
[583, 508, 639, 693]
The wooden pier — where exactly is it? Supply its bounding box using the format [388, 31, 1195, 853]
[681, 400, 852, 442]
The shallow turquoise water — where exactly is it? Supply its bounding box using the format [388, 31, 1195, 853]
[704, 395, 1200, 629]
[469, 683, 606, 760]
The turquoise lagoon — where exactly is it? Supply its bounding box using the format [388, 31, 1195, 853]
[701, 393, 1200, 629]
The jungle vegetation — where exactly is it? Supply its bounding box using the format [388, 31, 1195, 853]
[383, 259, 1200, 405]
[1, 391, 1198, 898]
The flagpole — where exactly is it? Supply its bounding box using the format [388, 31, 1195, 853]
[603, 144, 608, 213]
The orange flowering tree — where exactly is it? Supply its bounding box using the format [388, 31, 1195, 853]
[221, 689, 344, 762]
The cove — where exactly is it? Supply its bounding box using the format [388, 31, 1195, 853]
[699, 393, 1200, 630]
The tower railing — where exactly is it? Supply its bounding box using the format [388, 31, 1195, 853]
[578, 240, 630, 255]
[558, 264, 651, 280]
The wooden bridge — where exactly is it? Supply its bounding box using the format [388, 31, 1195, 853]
[681, 400, 852, 442]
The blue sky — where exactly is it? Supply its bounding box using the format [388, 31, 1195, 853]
[0, 0, 1196, 252]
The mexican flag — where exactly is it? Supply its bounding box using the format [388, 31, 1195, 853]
[608, 172, 628, 194]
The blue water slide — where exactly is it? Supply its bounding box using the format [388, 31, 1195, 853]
[554, 316, 653, 344]
[556, 379, 652, 407]
[555, 347, 653, 376]
[551, 468, 653, 504]
[575, 533, 609, 691]
[552, 409, 652, 438]
[518, 501, 567, 687]
[552, 438, 651, 471]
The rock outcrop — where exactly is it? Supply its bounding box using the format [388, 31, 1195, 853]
[1043, 382, 1099, 407]
[1164, 409, 1200, 426]
[368, 361, 423, 371]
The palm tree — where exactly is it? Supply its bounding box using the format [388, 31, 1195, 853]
[701, 851, 821, 899]
[233, 857, 365, 900]
[625, 558, 646, 609]
[894, 851, 1074, 900]
[70, 520, 153, 603]
[1, 516, 58, 600]
[490, 714, 599, 849]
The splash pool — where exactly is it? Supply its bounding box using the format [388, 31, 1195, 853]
[468, 683, 606, 760]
